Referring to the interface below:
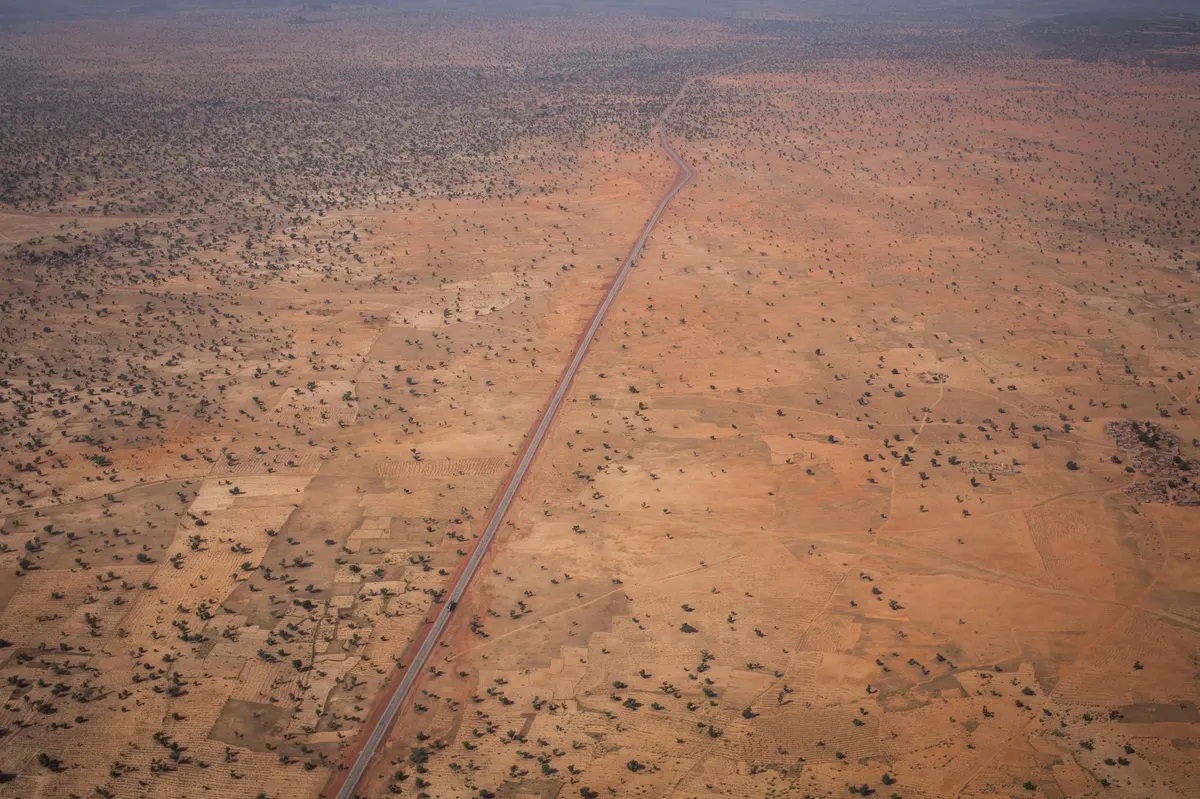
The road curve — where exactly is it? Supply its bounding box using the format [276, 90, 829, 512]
[330, 80, 694, 799]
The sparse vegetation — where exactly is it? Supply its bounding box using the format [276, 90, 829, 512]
[0, 2, 1196, 798]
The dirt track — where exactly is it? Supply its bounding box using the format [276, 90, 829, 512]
[326, 75, 698, 799]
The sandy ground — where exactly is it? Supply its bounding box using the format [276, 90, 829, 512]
[360, 59, 1200, 799]
[0, 122, 673, 796]
[0, 13, 1197, 799]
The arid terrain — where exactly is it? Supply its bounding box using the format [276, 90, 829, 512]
[0, 2, 1198, 798]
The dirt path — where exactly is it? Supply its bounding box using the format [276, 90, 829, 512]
[323, 76, 699, 799]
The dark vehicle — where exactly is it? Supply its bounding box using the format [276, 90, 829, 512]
[447, 600, 458, 612]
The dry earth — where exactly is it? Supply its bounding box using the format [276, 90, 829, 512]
[0, 5, 1198, 799]
[367, 56, 1200, 799]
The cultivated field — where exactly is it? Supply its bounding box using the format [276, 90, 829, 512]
[0, 3, 1197, 799]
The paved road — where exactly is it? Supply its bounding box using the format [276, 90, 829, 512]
[331, 81, 694, 799]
